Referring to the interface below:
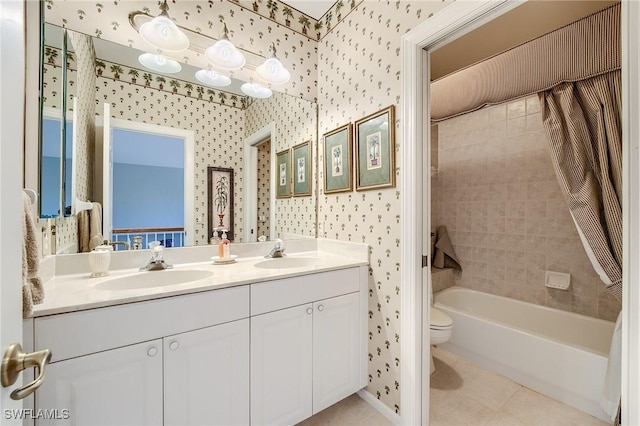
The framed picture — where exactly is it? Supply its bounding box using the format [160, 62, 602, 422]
[292, 140, 312, 197]
[207, 167, 234, 241]
[354, 105, 396, 191]
[323, 124, 353, 194]
[276, 149, 292, 198]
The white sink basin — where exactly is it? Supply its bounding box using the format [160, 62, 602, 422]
[253, 257, 319, 269]
[96, 269, 213, 290]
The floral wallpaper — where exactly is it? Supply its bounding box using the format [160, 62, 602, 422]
[45, 0, 318, 102]
[257, 139, 271, 239]
[245, 91, 317, 239]
[42, 32, 95, 253]
[317, 0, 452, 414]
[67, 31, 96, 232]
[96, 68, 246, 244]
[38, 0, 465, 417]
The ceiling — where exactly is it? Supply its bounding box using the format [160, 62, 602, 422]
[284, 0, 335, 20]
[430, 0, 620, 81]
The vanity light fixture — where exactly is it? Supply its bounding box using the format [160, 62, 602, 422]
[138, 0, 189, 53]
[255, 43, 291, 85]
[205, 24, 246, 71]
[195, 69, 231, 87]
[241, 81, 272, 99]
[138, 53, 181, 74]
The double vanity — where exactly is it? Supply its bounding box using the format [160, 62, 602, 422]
[25, 239, 369, 426]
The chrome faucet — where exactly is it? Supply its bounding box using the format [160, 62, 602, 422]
[140, 242, 173, 271]
[109, 240, 130, 251]
[265, 239, 286, 258]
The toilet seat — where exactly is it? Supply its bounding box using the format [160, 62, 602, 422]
[430, 308, 453, 330]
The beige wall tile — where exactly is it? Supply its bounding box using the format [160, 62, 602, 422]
[507, 99, 527, 119]
[432, 99, 620, 321]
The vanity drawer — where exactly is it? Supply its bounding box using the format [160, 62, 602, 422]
[35, 285, 249, 362]
[251, 268, 359, 315]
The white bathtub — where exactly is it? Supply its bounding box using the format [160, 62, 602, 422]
[434, 286, 615, 422]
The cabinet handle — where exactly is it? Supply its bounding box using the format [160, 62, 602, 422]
[169, 341, 180, 351]
[317, 305, 324, 312]
[306, 307, 313, 315]
[147, 347, 158, 357]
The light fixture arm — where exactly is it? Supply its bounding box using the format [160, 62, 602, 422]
[158, 0, 170, 18]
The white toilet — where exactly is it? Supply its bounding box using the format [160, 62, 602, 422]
[429, 284, 453, 374]
[430, 308, 453, 374]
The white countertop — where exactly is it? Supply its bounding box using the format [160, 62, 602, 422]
[33, 251, 367, 317]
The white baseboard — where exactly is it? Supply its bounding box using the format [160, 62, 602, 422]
[357, 389, 402, 425]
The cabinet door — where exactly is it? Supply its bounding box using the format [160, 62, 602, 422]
[313, 292, 361, 414]
[251, 304, 313, 425]
[164, 319, 249, 426]
[36, 340, 163, 426]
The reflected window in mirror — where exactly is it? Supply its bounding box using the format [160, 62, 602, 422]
[40, 113, 72, 218]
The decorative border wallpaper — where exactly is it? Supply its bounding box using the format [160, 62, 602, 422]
[95, 59, 248, 109]
[245, 91, 317, 239]
[317, 0, 452, 414]
[45, 0, 318, 102]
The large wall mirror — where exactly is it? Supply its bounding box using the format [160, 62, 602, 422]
[36, 1, 319, 254]
[40, 22, 74, 219]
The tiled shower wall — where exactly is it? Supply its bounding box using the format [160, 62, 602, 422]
[431, 95, 620, 322]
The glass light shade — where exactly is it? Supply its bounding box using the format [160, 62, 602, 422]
[139, 16, 189, 52]
[205, 39, 246, 71]
[195, 69, 231, 87]
[241, 82, 272, 99]
[138, 53, 181, 74]
[255, 57, 291, 85]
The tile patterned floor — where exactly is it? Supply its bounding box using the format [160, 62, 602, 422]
[429, 346, 611, 426]
[297, 393, 392, 426]
[298, 347, 612, 425]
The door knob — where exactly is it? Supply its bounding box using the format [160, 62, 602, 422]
[317, 305, 324, 312]
[306, 307, 313, 315]
[1, 343, 52, 400]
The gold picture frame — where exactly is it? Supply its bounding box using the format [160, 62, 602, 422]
[354, 105, 396, 191]
[323, 123, 353, 194]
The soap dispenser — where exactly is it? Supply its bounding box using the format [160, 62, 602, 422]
[218, 229, 230, 259]
[210, 228, 221, 245]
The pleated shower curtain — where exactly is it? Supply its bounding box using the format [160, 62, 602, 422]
[539, 70, 622, 301]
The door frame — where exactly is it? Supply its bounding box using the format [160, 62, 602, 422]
[243, 122, 276, 243]
[400, 0, 640, 424]
[97, 116, 195, 246]
[1, 0, 27, 414]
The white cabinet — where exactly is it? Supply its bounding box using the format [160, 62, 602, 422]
[164, 319, 249, 426]
[33, 286, 250, 426]
[251, 288, 364, 425]
[37, 340, 164, 426]
[312, 292, 361, 414]
[32, 265, 366, 426]
[251, 304, 313, 425]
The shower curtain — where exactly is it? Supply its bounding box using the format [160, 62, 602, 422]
[539, 70, 622, 423]
[538, 70, 622, 301]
